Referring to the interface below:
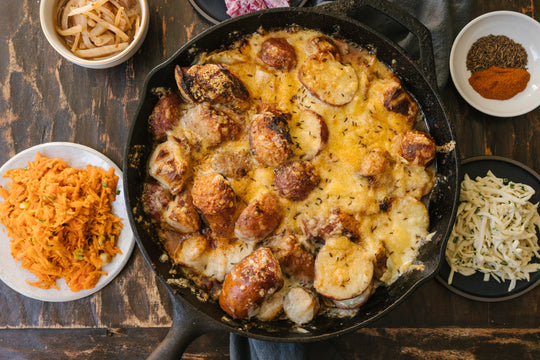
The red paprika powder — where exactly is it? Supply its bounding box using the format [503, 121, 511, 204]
[468, 66, 530, 100]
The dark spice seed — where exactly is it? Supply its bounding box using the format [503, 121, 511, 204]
[466, 34, 528, 73]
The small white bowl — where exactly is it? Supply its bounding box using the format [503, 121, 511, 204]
[40, 0, 149, 69]
[449, 11, 540, 117]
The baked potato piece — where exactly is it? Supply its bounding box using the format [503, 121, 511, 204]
[314, 236, 374, 301]
[274, 160, 320, 201]
[181, 103, 241, 148]
[283, 287, 319, 324]
[191, 172, 236, 238]
[162, 190, 200, 234]
[149, 92, 183, 142]
[298, 54, 358, 106]
[256, 286, 287, 321]
[235, 192, 283, 243]
[142, 180, 172, 221]
[173, 233, 208, 271]
[291, 110, 329, 160]
[219, 247, 284, 319]
[304, 36, 341, 60]
[258, 38, 297, 71]
[266, 232, 315, 284]
[395, 130, 436, 167]
[175, 64, 250, 110]
[249, 108, 292, 167]
[148, 136, 191, 195]
[333, 282, 374, 309]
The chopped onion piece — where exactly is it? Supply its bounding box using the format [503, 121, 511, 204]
[74, 42, 129, 58]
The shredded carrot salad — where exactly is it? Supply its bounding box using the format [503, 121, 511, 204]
[0, 152, 123, 292]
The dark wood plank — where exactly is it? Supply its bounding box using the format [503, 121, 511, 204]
[0, 327, 539, 359]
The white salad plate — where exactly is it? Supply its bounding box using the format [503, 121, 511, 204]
[449, 11, 540, 117]
[0, 142, 135, 302]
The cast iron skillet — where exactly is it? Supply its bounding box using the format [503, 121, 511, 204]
[123, 0, 460, 358]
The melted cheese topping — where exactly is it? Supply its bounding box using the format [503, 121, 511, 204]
[156, 27, 436, 316]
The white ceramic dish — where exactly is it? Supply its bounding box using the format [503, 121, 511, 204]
[39, 0, 149, 69]
[449, 11, 540, 117]
[0, 143, 135, 302]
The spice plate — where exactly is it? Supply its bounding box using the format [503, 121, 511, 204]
[449, 11, 540, 117]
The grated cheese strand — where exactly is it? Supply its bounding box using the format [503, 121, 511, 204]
[446, 170, 540, 291]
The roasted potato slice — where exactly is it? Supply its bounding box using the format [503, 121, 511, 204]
[333, 282, 374, 309]
[298, 55, 358, 106]
[290, 110, 329, 160]
[283, 287, 319, 324]
[314, 236, 374, 300]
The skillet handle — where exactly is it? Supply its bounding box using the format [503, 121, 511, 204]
[317, 0, 438, 88]
[147, 286, 217, 360]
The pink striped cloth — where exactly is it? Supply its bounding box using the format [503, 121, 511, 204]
[225, 0, 289, 18]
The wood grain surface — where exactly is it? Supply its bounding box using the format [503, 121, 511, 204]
[0, 0, 539, 359]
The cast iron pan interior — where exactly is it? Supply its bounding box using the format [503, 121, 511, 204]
[124, 0, 459, 342]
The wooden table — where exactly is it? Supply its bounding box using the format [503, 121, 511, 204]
[1, 0, 539, 359]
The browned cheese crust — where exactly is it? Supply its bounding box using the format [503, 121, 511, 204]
[274, 160, 320, 201]
[396, 130, 436, 166]
[175, 64, 250, 110]
[304, 36, 341, 60]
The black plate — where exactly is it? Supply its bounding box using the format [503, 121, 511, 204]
[437, 156, 540, 302]
[188, 0, 309, 24]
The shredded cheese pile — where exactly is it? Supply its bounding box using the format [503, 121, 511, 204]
[0, 153, 123, 292]
[446, 170, 540, 291]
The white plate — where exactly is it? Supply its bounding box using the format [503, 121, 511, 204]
[0, 143, 135, 302]
[449, 11, 540, 117]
